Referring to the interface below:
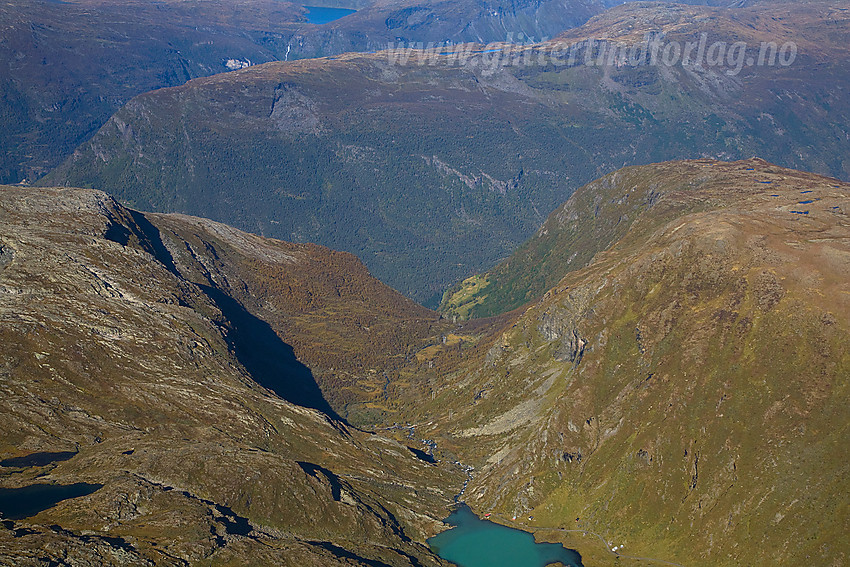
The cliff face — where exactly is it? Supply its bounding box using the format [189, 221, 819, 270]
[411, 159, 850, 566]
[0, 186, 458, 566]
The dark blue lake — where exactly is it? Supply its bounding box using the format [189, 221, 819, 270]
[0, 483, 102, 520]
[304, 6, 356, 24]
[0, 451, 77, 468]
[428, 504, 583, 567]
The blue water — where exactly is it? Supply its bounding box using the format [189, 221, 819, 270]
[1, 451, 77, 467]
[428, 504, 583, 567]
[304, 6, 356, 24]
[0, 483, 102, 520]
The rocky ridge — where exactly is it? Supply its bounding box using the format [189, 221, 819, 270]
[0, 186, 459, 566]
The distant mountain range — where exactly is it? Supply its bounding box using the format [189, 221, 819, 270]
[42, 1, 850, 304]
[0, 0, 605, 185]
[2, 0, 806, 185]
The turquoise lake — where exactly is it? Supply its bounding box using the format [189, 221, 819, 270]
[427, 504, 583, 567]
[304, 6, 356, 24]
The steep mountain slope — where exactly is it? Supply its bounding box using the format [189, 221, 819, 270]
[3, 160, 848, 566]
[44, 1, 850, 304]
[0, 185, 460, 565]
[141, 212, 451, 423]
[0, 0, 603, 186]
[439, 165, 713, 319]
[408, 159, 850, 565]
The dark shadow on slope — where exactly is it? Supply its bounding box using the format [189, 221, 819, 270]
[213, 503, 252, 536]
[103, 221, 131, 246]
[113, 210, 341, 421]
[198, 284, 341, 421]
[309, 541, 394, 567]
[103, 209, 179, 277]
[407, 446, 436, 464]
[297, 461, 343, 501]
[48, 523, 138, 554]
[127, 210, 179, 276]
[310, 540, 427, 567]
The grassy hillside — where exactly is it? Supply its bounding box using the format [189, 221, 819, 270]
[440, 164, 721, 318]
[43, 2, 850, 305]
[405, 158, 850, 566]
[439, 0, 850, 316]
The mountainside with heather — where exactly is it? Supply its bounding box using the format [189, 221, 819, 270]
[43, 1, 850, 304]
[439, 0, 850, 317]
[439, 164, 706, 319]
[0, 185, 464, 566]
[0, 0, 604, 186]
[138, 211, 453, 424]
[405, 158, 850, 566]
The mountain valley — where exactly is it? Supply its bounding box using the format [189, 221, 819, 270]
[2, 0, 850, 565]
[3, 157, 849, 565]
[421, 158, 850, 565]
[0, 185, 461, 565]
